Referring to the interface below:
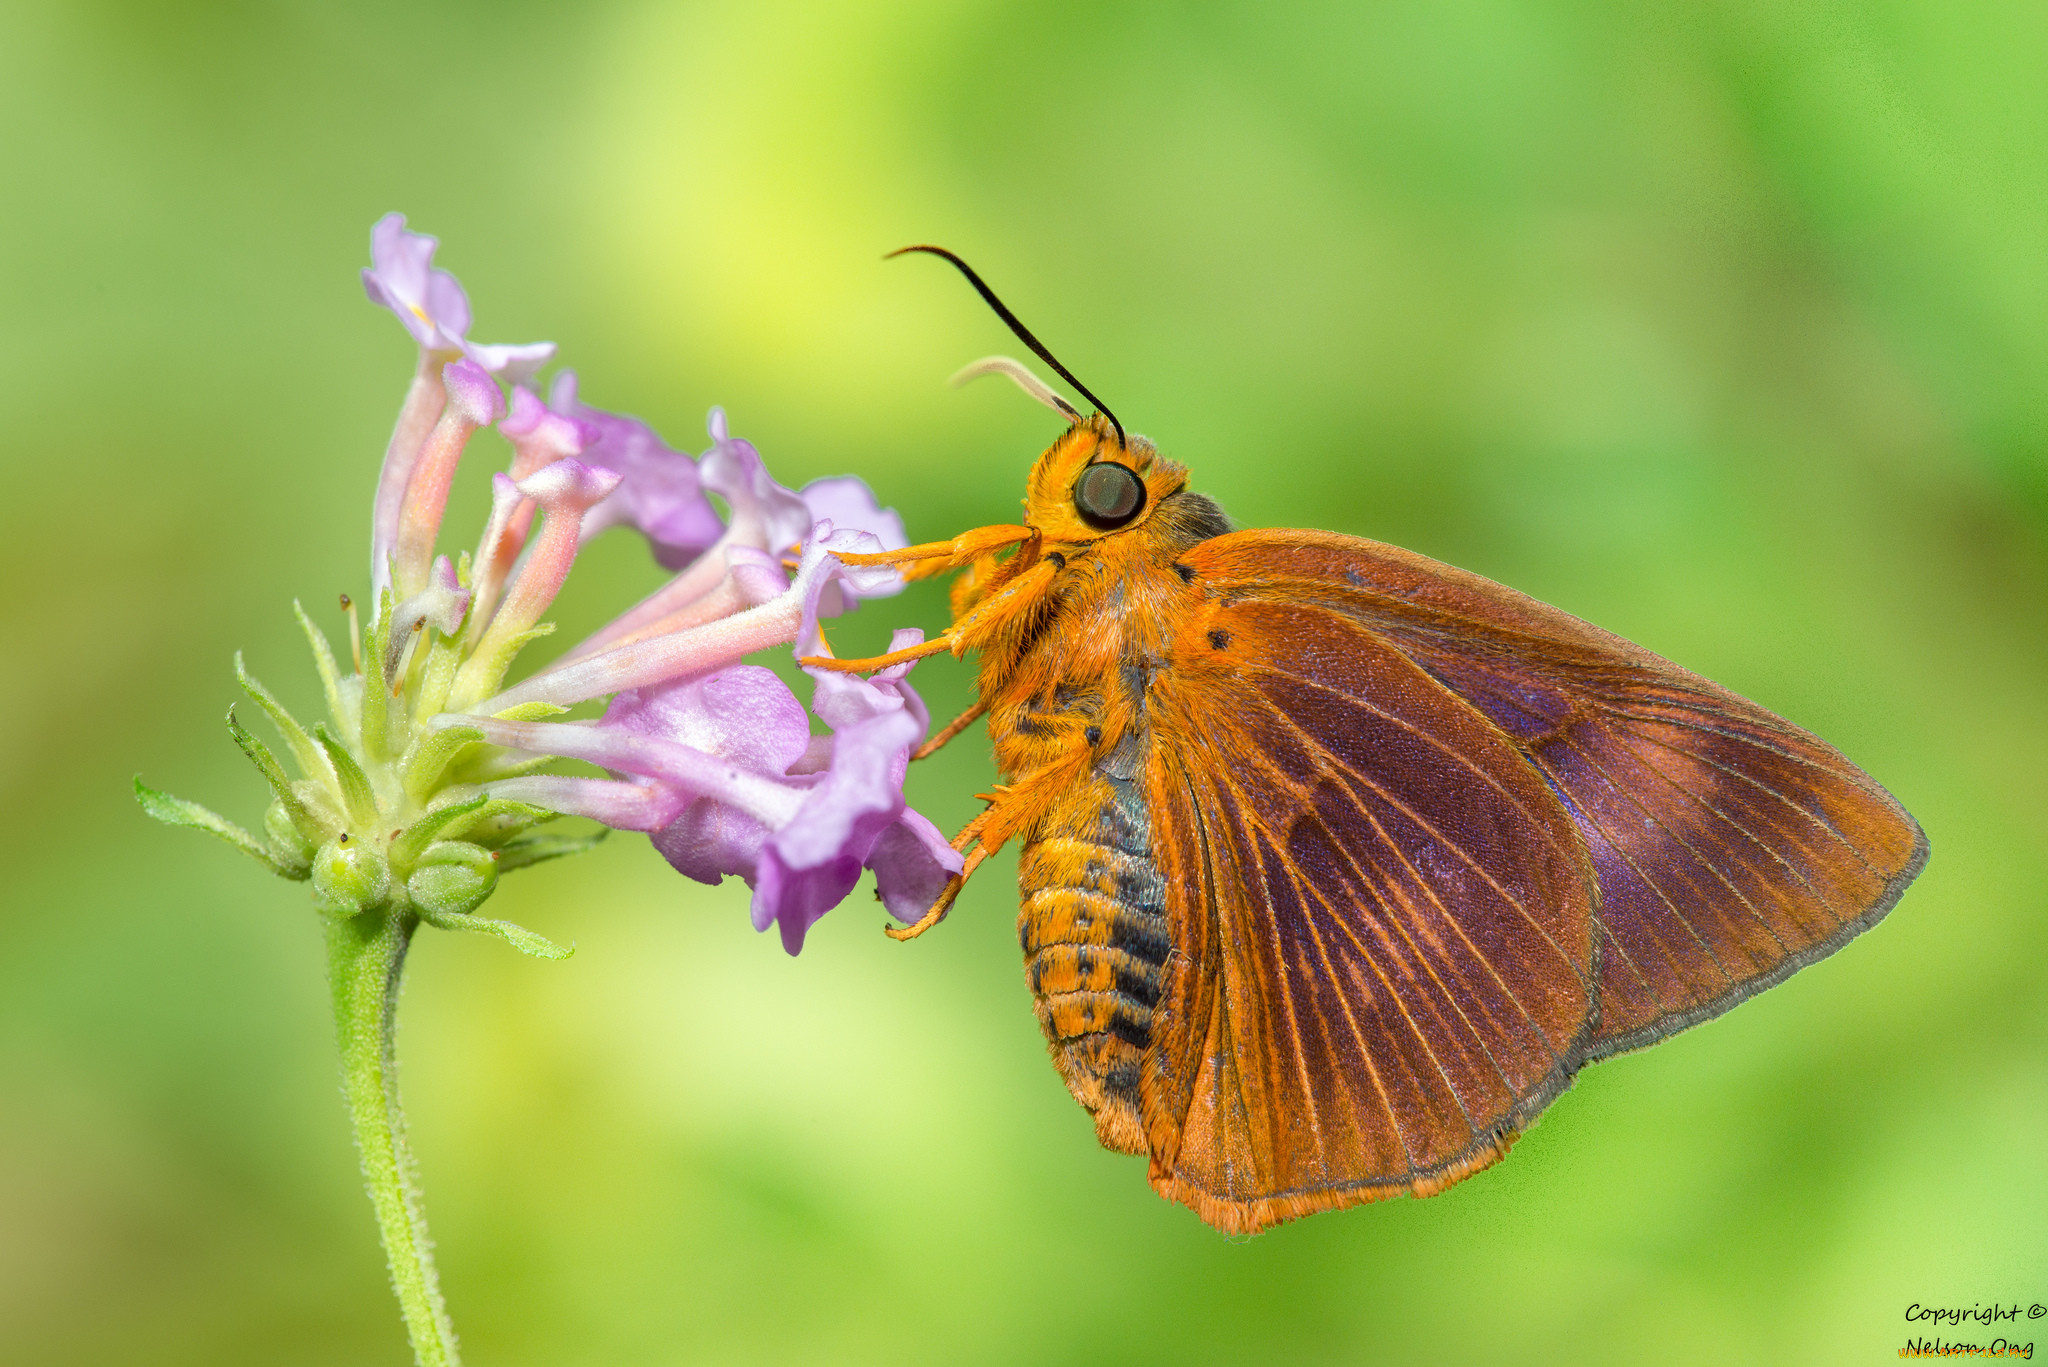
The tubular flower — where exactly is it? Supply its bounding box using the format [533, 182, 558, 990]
[446, 531, 963, 954]
[140, 214, 937, 956]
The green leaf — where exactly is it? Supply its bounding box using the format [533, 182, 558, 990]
[417, 907, 572, 960]
[235, 651, 330, 782]
[134, 776, 303, 879]
[397, 795, 556, 848]
[494, 827, 609, 872]
[314, 724, 380, 828]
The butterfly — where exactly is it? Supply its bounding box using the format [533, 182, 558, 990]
[805, 246, 1929, 1234]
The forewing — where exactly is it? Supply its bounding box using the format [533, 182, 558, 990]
[1140, 597, 1598, 1233]
[1181, 531, 1927, 1058]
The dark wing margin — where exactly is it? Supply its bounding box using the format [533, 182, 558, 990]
[1138, 596, 1600, 1234]
[1182, 531, 1928, 1063]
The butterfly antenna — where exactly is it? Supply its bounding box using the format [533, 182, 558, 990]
[888, 244, 1125, 447]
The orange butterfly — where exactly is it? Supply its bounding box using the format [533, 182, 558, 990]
[806, 247, 1928, 1235]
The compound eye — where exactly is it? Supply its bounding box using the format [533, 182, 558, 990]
[1074, 462, 1146, 530]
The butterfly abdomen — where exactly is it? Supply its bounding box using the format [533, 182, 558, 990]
[1017, 767, 1169, 1156]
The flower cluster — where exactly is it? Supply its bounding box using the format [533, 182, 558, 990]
[140, 213, 957, 955]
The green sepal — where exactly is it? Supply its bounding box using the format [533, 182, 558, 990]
[410, 635, 462, 727]
[403, 724, 485, 804]
[390, 795, 488, 870]
[491, 701, 570, 722]
[134, 776, 304, 879]
[235, 652, 330, 783]
[405, 841, 498, 918]
[226, 707, 319, 839]
[313, 834, 391, 915]
[293, 599, 355, 736]
[454, 622, 555, 710]
[433, 797, 559, 846]
[495, 827, 609, 872]
[462, 752, 564, 784]
[264, 799, 317, 877]
[359, 588, 395, 762]
[314, 724, 380, 828]
[417, 906, 572, 960]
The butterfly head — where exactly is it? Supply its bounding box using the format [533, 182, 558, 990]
[1022, 412, 1189, 547]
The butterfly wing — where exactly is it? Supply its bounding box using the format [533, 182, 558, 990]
[1182, 530, 1927, 1052]
[1140, 529, 1927, 1230]
[1137, 588, 1603, 1233]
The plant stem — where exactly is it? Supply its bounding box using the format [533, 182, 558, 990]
[327, 908, 461, 1367]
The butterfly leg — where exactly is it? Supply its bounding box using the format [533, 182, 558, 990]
[887, 846, 989, 942]
[913, 698, 988, 760]
[887, 807, 996, 942]
[803, 634, 956, 672]
[835, 523, 1037, 582]
[803, 556, 1062, 674]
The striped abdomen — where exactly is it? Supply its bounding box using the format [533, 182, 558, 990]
[1017, 767, 1170, 1155]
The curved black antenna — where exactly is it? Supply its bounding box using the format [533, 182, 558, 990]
[888, 244, 1125, 447]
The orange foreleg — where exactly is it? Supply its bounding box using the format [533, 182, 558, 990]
[885, 741, 1090, 942]
[835, 524, 1036, 583]
[886, 845, 988, 941]
[914, 698, 988, 760]
[803, 555, 1060, 674]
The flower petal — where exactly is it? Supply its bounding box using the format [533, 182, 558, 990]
[807, 625, 930, 735]
[602, 665, 812, 778]
[459, 338, 556, 387]
[553, 376, 725, 567]
[768, 708, 920, 872]
[867, 808, 965, 923]
[753, 850, 863, 954]
[362, 212, 469, 350]
[700, 408, 813, 554]
[800, 476, 908, 553]
[651, 796, 774, 886]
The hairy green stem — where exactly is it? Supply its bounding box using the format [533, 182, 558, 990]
[327, 909, 461, 1367]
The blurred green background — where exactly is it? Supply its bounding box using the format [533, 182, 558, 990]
[3, 1, 2043, 1363]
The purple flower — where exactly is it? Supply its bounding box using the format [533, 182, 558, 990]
[454, 530, 960, 952]
[470, 656, 960, 953]
[457, 339, 555, 389]
[361, 212, 555, 383]
[550, 372, 724, 567]
[700, 408, 816, 556]
[362, 213, 471, 351]
[363, 216, 557, 595]
[348, 212, 951, 953]
[560, 410, 911, 665]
